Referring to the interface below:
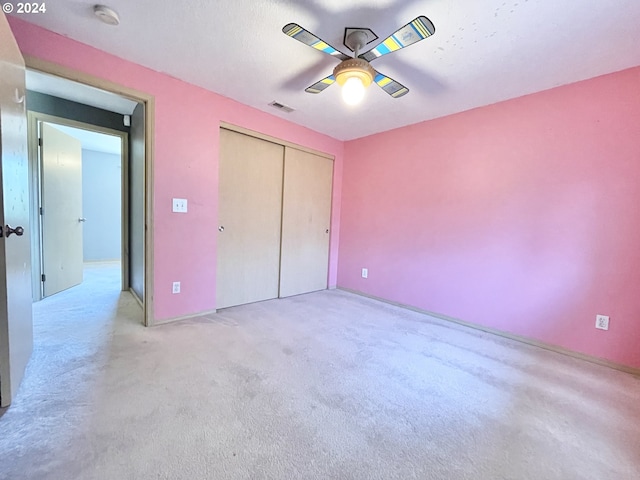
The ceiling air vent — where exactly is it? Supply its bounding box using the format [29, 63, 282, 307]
[269, 101, 295, 113]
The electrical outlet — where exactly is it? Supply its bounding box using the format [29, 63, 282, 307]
[595, 314, 609, 331]
[172, 198, 188, 213]
[172, 281, 181, 294]
[361, 268, 368, 279]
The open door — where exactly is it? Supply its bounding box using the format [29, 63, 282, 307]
[39, 123, 83, 297]
[0, 12, 33, 407]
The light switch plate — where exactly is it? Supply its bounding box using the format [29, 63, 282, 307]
[172, 198, 188, 213]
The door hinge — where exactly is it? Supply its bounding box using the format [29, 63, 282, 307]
[39, 207, 43, 215]
[38, 137, 42, 147]
[41, 274, 46, 282]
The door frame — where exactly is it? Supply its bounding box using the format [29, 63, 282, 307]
[220, 122, 335, 160]
[27, 113, 129, 300]
[25, 56, 156, 326]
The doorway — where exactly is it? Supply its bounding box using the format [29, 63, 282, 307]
[0, 23, 154, 407]
[30, 117, 126, 299]
[24, 60, 155, 326]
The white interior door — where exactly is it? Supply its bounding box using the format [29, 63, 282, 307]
[279, 148, 333, 297]
[0, 12, 33, 407]
[216, 129, 284, 309]
[40, 122, 83, 297]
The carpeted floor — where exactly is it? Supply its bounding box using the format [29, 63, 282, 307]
[1, 262, 639, 479]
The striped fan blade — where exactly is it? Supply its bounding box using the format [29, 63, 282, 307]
[305, 75, 336, 94]
[373, 71, 409, 98]
[360, 16, 435, 63]
[283, 23, 350, 61]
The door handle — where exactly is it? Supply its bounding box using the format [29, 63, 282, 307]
[218, 226, 225, 232]
[78, 218, 87, 222]
[2, 225, 25, 237]
[14, 88, 25, 104]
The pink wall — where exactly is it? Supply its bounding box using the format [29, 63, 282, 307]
[8, 18, 344, 321]
[339, 67, 640, 368]
[8, 18, 639, 368]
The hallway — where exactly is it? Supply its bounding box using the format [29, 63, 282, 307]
[0, 262, 142, 477]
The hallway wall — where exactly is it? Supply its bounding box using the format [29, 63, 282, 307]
[82, 149, 121, 262]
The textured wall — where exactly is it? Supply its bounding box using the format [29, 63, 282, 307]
[9, 17, 344, 321]
[339, 67, 640, 368]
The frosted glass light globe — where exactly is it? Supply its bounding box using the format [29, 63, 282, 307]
[342, 76, 366, 105]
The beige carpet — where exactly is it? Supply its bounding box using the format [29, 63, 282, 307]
[1, 262, 639, 479]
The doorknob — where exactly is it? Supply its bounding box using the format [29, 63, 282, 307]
[78, 218, 87, 222]
[218, 226, 225, 232]
[3, 225, 25, 237]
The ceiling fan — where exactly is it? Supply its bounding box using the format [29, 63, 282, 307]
[282, 16, 435, 105]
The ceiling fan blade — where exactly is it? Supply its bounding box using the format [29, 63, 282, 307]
[359, 16, 435, 63]
[373, 71, 409, 98]
[305, 74, 336, 94]
[283, 23, 350, 61]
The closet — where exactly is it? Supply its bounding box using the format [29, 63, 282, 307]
[216, 128, 333, 309]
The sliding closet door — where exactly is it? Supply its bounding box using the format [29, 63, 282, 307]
[216, 129, 284, 309]
[279, 148, 333, 298]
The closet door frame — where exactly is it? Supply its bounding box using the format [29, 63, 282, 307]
[219, 122, 334, 161]
[217, 123, 335, 307]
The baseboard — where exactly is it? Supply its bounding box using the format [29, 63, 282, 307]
[338, 287, 640, 377]
[153, 308, 218, 326]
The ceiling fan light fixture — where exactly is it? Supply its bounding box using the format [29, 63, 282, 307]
[333, 58, 375, 106]
[342, 77, 366, 106]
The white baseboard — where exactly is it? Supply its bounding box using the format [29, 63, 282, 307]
[153, 308, 218, 326]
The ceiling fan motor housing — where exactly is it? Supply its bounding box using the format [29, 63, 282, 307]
[333, 58, 375, 87]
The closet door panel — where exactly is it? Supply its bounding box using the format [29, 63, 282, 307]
[216, 129, 284, 309]
[279, 148, 333, 298]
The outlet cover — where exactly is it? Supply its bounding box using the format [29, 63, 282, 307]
[172, 281, 181, 294]
[595, 314, 609, 330]
[361, 268, 368, 279]
[172, 198, 188, 213]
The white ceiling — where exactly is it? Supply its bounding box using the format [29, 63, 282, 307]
[13, 0, 640, 141]
[48, 123, 123, 155]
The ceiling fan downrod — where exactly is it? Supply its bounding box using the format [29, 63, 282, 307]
[345, 30, 369, 58]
